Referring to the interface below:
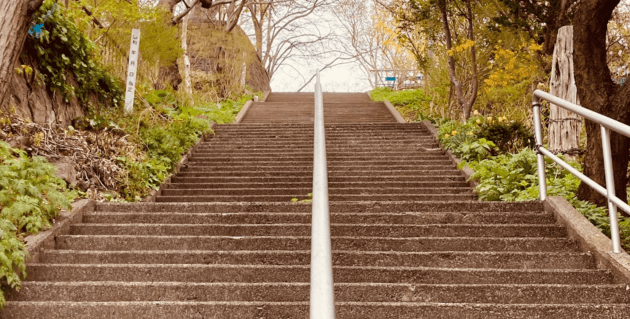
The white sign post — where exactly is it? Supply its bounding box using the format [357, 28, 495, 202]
[124, 29, 141, 113]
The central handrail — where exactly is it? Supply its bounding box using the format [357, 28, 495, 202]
[310, 70, 336, 318]
[532, 89, 630, 253]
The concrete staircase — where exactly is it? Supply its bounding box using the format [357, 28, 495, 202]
[4, 93, 630, 318]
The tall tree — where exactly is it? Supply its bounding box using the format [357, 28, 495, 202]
[0, 0, 45, 109]
[334, 0, 419, 88]
[242, 0, 333, 80]
[573, 0, 630, 209]
[390, 0, 480, 121]
[437, 0, 478, 121]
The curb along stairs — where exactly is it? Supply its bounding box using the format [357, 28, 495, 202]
[3, 92, 630, 318]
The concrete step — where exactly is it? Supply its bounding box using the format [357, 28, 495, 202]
[213, 129, 429, 135]
[155, 193, 478, 202]
[184, 159, 453, 166]
[5, 301, 630, 319]
[38, 250, 592, 269]
[196, 144, 439, 152]
[241, 102, 398, 123]
[181, 164, 457, 171]
[188, 153, 449, 160]
[173, 169, 463, 177]
[84, 211, 556, 225]
[170, 175, 466, 184]
[184, 160, 454, 168]
[216, 122, 425, 128]
[265, 92, 373, 103]
[206, 137, 435, 144]
[203, 136, 435, 142]
[25, 264, 612, 284]
[159, 187, 473, 196]
[212, 133, 432, 139]
[95, 201, 544, 213]
[165, 181, 470, 189]
[13, 282, 629, 304]
[201, 139, 438, 145]
[212, 133, 430, 139]
[192, 148, 446, 155]
[69, 223, 565, 238]
[56, 235, 575, 252]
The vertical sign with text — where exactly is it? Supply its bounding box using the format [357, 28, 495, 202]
[124, 29, 141, 113]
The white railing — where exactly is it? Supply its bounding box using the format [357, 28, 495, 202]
[310, 70, 336, 318]
[532, 89, 630, 253]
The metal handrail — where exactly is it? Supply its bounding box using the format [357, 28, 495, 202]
[310, 70, 336, 318]
[532, 89, 630, 253]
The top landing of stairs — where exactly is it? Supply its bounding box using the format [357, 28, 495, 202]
[242, 92, 397, 124]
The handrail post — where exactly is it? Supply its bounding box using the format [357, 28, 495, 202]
[532, 95, 547, 201]
[310, 70, 336, 319]
[601, 126, 622, 253]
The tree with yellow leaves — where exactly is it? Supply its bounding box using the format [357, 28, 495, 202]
[334, 0, 419, 88]
[388, 0, 479, 121]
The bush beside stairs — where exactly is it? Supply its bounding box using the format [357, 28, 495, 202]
[3, 93, 630, 318]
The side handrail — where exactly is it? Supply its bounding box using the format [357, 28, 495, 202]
[532, 89, 630, 253]
[310, 70, 336, 318]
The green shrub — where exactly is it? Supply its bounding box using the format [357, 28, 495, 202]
[370, 87, 430, 106]
[0, 141, 76, 307]
[90, 88, 260, 201]
[370, 87, 432, 121]
[0, 219, 25, 308]
[474, 119, 534, 153]
[436, 119, 477, 153]
[0, 143, 75, 233]
[116, 156, 170, 201]
[117, 114, 212, 201]
[462, 146, 630, 251]
[469, 148, 554, 201]
[457, 139, 496, 163]
[437, 115, 534, 156]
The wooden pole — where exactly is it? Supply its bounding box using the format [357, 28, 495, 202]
[549, 26, 582, 161]
[181, 14, 192, 94]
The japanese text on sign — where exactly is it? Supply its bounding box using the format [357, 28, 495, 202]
[124, 29, 141, 113]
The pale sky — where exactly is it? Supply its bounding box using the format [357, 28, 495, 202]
[270, 63, 372, 93]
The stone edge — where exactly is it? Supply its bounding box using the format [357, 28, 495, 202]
[233, 91, 270, 124]
[383, 100, 407, 123]
[234, 100, 253, 124]
[420, 120, 479, 188]
[261, 91, 271, 102]
[24, 199, 95, 263]
[144, 121, 217, 202]
[544, 196, 630, 284]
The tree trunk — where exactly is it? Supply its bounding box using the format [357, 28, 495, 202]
[548, 26, 582, 162]
[438, 0, 462, 120]
[438, 0, 478, 122]
[181, 14, 192, 94]
[573, 0, 630, 212]
[0, 0, 44, 109]
[225, 0, 246, 33]
[156, 0, 183, 90]
[461, 0, 478, 121]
